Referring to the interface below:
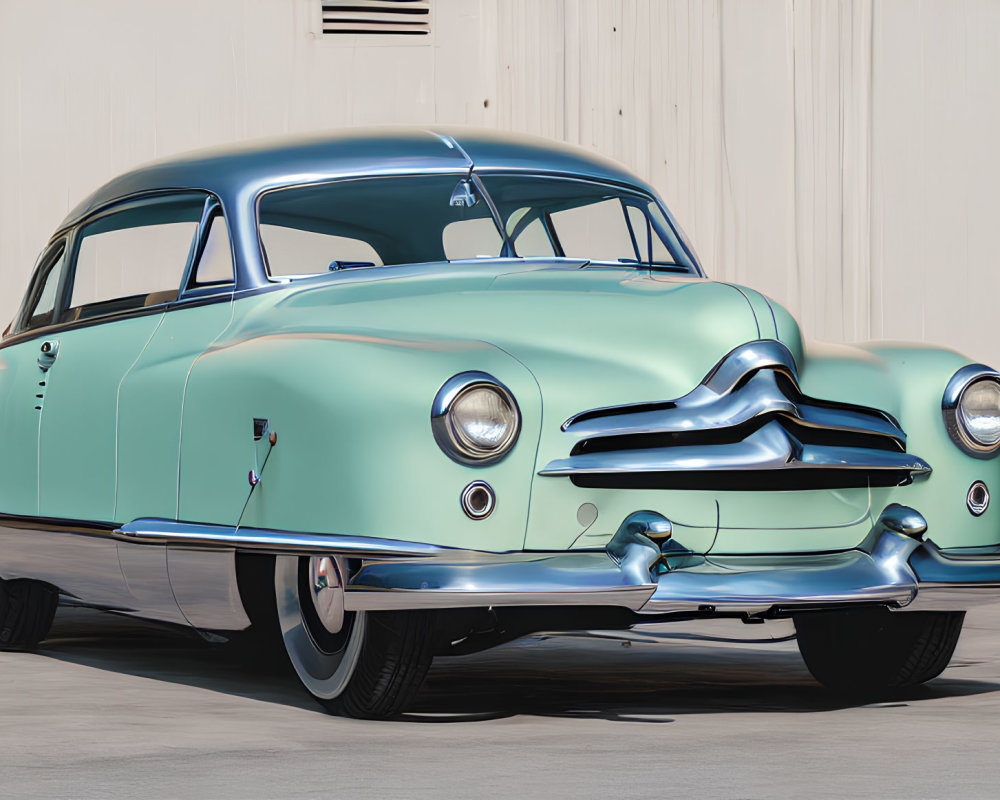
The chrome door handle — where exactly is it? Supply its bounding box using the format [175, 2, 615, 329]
[38, 340, 59, 371]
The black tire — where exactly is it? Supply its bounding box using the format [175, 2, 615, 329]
[794, 607, 965, 694]
[326, 610, 436, 720]
[0, 579, 58, 650]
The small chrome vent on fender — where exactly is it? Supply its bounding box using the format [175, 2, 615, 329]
[539, 341, 931, 491]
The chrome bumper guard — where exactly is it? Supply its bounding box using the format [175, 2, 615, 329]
[115, 504, 1000, 616]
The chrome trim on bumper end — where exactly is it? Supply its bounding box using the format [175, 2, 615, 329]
[903, 542, 1000, 610]
[344, 511, 667, 612]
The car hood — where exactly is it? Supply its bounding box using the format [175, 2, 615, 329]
[247, 261, 883, 548]
[263, 261, 769, 410]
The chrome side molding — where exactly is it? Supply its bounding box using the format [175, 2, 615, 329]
[114, 519, 445, 559]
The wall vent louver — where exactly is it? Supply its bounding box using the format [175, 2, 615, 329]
[321, 1, 431, 36]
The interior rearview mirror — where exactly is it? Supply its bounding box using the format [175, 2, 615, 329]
[449, 179, 479, 208]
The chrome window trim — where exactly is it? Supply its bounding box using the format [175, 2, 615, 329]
[46, 186, 257, 291]
[430, 371, 521, 466]
[942, 364, 1000, 458]
[58, 190, 216, 324]
[2, 190, 238, 350]
[178, 195, 237, 298]
[252, 170, 702, 281]
[0, 290, 246, 353]
[11, 237, 70, 335]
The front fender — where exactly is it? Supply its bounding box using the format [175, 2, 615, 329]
[838, 341, 999, 549]
[178, 329, 540, 552]
[767, 298, 999, 547]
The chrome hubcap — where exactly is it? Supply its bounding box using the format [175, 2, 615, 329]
[309, 556, 345, 634]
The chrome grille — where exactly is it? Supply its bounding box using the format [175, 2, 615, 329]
[538, 341, 931, 491]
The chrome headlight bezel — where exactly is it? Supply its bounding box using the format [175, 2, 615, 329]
[942, 364, 1000, 458]
[431, 372, 521, 466]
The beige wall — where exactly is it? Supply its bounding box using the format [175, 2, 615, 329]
[2, 0, 997, 365]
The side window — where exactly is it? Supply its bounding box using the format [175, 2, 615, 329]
[625, 205, 672, 264]
[548, 199, 637, 262]
[16, 241, 68, 333]
[506, 209, 556, 257]
[67, 195, 204, 320]
[442, 218, 503, 260]
[189, 212, 235, 287]
[260, 224, 383, 275]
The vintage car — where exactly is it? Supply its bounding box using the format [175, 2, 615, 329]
[1, 127, 999, 718]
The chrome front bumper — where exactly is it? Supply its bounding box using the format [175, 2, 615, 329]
[117, 504, 1000, 618]
[340, 506, 955, 615]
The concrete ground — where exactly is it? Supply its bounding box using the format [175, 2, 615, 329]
[0, 605, 998, 799]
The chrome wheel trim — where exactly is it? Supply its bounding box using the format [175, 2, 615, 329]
[275, 555, 366, 700]
[310, 556, 346, 634]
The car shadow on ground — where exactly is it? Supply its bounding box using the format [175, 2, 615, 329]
[37, 607, 1000, 723]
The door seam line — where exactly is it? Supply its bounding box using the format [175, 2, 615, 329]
[112, 313, 166, 520]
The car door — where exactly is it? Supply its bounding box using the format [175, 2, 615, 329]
[111, 198, 244, 628]
[37, 193, 208, 523]
[0, 239, 70, 517]
[115, 198, 237, 524]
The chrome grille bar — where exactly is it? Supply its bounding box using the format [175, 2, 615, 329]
[561, 369, 905, 445]
[539, 420, 931, 476]
[541, 341, 930, 484]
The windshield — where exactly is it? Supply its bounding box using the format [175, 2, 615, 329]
[479, 173, 695, 271]
[258, 172, 698, 277]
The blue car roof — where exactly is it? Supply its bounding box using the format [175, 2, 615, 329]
[58, 126, 654, 231]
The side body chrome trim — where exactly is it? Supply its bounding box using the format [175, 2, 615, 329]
[541, 341, 930, 484]
[0, 516, 136, 612]
[114, 519, 445, 558]
[0, 514, 251, 631]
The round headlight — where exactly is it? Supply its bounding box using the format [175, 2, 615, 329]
[943, 365, 1000, 457]
[451, 386, 518, 452]
[432, 372, 521, 465]
[959, 380, 1000, 445]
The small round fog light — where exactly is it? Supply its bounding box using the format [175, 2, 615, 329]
[461, 481, 495, 519]
[967, 480, 990, 516]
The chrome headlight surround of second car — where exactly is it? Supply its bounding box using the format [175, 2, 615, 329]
[943, 365, 1000, 458]
[432, 372, 521, 466]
